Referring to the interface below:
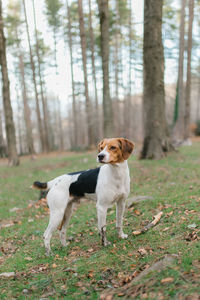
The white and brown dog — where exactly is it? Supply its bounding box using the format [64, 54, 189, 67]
[33, 138, 134, 255]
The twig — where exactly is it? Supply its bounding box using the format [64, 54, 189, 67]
[132, 212, 163, 236]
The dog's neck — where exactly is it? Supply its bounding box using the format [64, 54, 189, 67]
[106, 160, 129, 178]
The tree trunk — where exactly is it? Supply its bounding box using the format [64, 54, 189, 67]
[16, 89, 23, 155]
[97, 0, 113, 137]
[172, 0, 186, 140]
[124, 0, 133, 139]
[22, 0, 45, 152]
[18, 50, 35, 155]
[66, 0, 78, 147]
[0, 1, 19, 166]
[141, 0, 173, 159]
[88, 0, 99, 143]
[32, 0, 50, 152]
[184, 0, 194, 140]
[0, 109, 6, 158]
[78, 0, 93, 146]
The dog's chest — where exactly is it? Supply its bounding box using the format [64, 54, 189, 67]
[96, 164, 130, 204]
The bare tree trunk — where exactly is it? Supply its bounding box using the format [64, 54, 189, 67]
[172, 0, 186, 140]
[16, 90, 23, 155]
[88, 0, 99, 143]
[124, 0, 133, 139]
[184, 0, 194, 140]
[0, 109, 6, 157]
[141, 0, 173, 159]
[53, 28, 64, 151]
[78, 0, 93, 146]
[22, 0, 44, 152]
[0, 0, 19, 166]
[97, 0, 113, 137]
[32, 0, 50, 152]
[18, 50, 35, 155]
[66, 0, 78, 148]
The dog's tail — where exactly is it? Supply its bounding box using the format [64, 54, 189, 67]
[31, 175, 69, 191]
[32, 181, 48, 191]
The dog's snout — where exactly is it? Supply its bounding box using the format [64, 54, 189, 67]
[98, 154, 105, 161]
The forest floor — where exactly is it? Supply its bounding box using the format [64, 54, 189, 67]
[0, 142, 200, 299]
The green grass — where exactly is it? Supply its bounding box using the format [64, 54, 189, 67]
[0, 143, 200, 299]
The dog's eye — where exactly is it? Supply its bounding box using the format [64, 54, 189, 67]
[110, 146, 116, 150]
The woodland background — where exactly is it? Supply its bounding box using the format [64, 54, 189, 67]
[0, 0, 200, 165]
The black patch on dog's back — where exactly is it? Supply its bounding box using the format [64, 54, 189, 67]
[69, 168, 100, 197]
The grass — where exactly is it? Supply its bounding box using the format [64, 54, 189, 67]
[0, 143, 200, 299]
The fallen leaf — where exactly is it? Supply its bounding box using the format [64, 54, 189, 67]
[132, 230, 141, 235]
[187, 223, 197, 229]
[0, 272, 15, 278]
[138, 248, 147, 256]
[25, 257, 33, 261]
[161, 277, 174, 284]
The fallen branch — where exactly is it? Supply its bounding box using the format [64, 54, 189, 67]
[132, 211, 163, 236]
[100, 254, 177, 300]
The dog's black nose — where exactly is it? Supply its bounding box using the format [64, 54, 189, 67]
[98, 154, 105, 161]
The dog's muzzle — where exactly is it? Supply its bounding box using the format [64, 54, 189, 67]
[98, 154, 105, 163]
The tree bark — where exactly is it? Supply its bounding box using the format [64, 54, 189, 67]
[184, 0, 194, 140]
[18, 50, 35, 155]
[172, 0, 186, 140]
[66, 0, 78, 147]
[97, 0, 113, 137]
[0, 109, 6, 158]
[78, 0, 93, 146]
[22, 0, 45, 152]
[141, 0, 173, 159]
[0, 1, 19, 166]
[88, 0, 99, 143]
[32, 0, 50, 152]
[124, 0, 133, 139]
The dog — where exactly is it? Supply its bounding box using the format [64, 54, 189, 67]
[32, 138, 134, 255]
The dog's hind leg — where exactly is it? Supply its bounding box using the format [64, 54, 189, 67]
[43, 211, 64, 256]
[59, 201, 74, 247]
[44, 185, 70, 256]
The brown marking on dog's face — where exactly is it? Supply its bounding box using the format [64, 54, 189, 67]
[98, 138, 134, 164]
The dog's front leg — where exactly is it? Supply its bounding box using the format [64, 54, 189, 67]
[97, 204, 111, 246]
[116, 198, 128, 239]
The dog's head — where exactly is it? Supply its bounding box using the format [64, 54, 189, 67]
[97, 138, 134, 164]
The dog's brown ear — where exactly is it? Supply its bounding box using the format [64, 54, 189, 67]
[119, 138, 134, 160]
[98, 138, 106, 152]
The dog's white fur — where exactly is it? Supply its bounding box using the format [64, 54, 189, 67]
[36, 138, 134, 255]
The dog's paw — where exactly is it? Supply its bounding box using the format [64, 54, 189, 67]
[119, 233, 128, 239]
[103, 240, 111, 247]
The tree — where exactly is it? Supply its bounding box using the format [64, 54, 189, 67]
[184, 0, 194, 139]
[0, 0, 19, 165]
[78, 0, 93, 146]
[173, 0, 186, 140]
[6, 0, 35, 155]
[22, 0, 45, 152]
[97, 0, 113, 137]
[45, 0, 64, 150]
[141, 0, 173, 159]
[88, 0, 99, 143]
[0, 109, 6, 157]
[32, 0, 50, 152]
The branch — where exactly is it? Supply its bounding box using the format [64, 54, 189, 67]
[132, 211, 163, 236]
